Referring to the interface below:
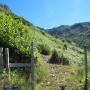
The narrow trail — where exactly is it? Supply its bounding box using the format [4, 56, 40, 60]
[42, 56, 72, 90]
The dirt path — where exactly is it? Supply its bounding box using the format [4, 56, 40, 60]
[45, 63, 71, 90]
[41, 56, 72, 90]
[38, 55, 83, 90]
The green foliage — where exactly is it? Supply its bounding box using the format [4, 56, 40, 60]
[35, 60, 48, 83]
[61, 54, 69, 65]
[0, 5, 86, 90]
[49, 50, 69, 65]
[62, 39, 65, 43]
[63, 43, 67, 50]
[66, 39, 72, 44]
[0, 11, 83, 65]
[49, 50, 60, 64]
[38, 44, 51, 55]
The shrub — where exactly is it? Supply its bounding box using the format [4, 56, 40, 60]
[41, 31, 46, 35]
[49, 49, 60, 64]
[38, 44, 51, 55]
[55, 36, 59, 38]
[63, 43, 67, 50]
[62, 39, 65, 42]
[49, 50, 69, 65]
[66, 39, 72, 44]
[61, 54, 69, 65]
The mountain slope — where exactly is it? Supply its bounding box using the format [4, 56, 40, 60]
[0, 4, 83, 64]
[47, 22, 90, 46]
[0, 4, 86, 90]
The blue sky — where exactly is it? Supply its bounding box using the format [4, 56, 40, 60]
[0, 0, 90, 29]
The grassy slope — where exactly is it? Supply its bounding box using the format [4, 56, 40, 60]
[0, 4, 86, 90]
[0, 10, 83, 65]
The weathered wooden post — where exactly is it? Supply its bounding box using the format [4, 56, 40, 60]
[0, 48, 3, 68]
[31, 41, 34, 90]
[0, 48, 3, 89]
[84, 46, 88, 90]
[5, 48, 10, 81]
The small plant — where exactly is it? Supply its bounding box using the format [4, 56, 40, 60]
[38, 44, 51, 55]
[61, 54, 69, 65]
[63, 43, 67, 50]
[62, 39, 65, 42]
[66, 39, 72, 44]
[49, 50, 69, 65]
[49, 49, 60, 64]
[41, 31, 46, 35]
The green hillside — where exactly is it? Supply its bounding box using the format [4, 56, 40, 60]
[0, 4, 84, 64]
[0, 4, 86, 90]
[0, 10, 83, 64]
[47, 22, 90, 46]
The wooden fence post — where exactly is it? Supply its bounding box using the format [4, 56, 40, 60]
[5, 48, 10, 81]
[0, 48, 3, 68]
[84, 46, 88, 90]
[31, 41, 34, 90]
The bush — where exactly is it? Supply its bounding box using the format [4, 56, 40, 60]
[49, 50, 69, 65]
[62, 39, 65, 42]
[38, 44, 51, 55]
[63, 43, 67, 50]
[49, 50, 60, 64]
[41, 31, 46, 35]
[66, 39, 72, 44]
[61, 55, 69, 65]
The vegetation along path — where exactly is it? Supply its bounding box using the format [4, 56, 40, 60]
[36, 55, 84, 90]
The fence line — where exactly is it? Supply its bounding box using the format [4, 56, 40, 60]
[9, 63, 31, 67]
[0, 41, 35, 90]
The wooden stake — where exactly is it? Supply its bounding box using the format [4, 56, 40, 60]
[5, 48, 10, 81]
[0, 48, 3, 68]
[84, 46, 88, 90]
[31, 41, 34, 90]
